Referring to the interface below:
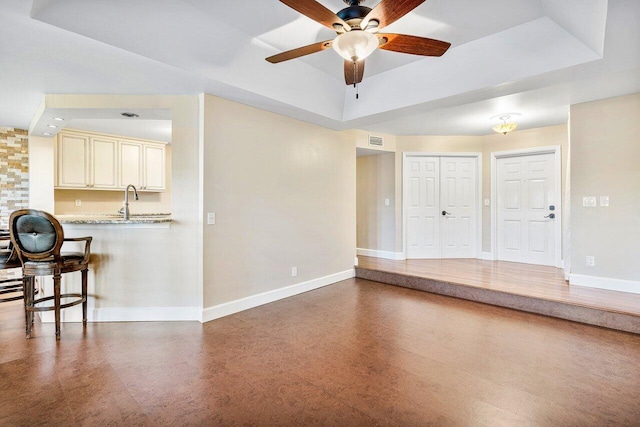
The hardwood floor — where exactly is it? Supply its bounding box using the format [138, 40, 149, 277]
[2, 278, 640, 425]
[357, 257, 640, 317]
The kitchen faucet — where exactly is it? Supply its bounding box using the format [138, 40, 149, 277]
[118, 184, 139, 220]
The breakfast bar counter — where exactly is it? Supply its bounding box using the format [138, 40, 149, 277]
[56, 213, 172, 225]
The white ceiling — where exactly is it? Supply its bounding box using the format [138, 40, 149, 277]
[1, 0, 639, 137]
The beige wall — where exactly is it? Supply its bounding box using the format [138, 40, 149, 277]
[394, 136, 483, 253]
[357, 129, 569, 255]
[201, 95, 356, 308]
[31, 95, 202, 310]
[481, 125, 568, 253]
[54, 145, 172, 214]
[570, 93, 640, 282]
[357, 153, 395, 252]
[349, 129, 397, 152]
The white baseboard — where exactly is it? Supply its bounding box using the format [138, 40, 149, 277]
[479, 251, 494, 260]
[42, 306, 201, 323]
[570, 274, 640, 295]
[201, 269, 355, 323]
[357, 248, 405, 260]
[91, 307, 200, 322]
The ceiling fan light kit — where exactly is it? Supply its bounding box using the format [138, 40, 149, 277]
[332, 30, 379, 62]
[266, 0, 451, 91]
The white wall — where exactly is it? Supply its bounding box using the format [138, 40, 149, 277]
[28, 135, 55, 212]
[201, 95, 356, 313]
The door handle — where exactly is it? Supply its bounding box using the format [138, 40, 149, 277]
[544, 213, 555, 219]
[442, 211, 451, 216]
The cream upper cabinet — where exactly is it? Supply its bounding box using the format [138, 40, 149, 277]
[90, 137, 118, 189]
[118, 141, 143, 188]
[142, 143, 165, 191]
[118, 140, 165, 191]
[56, 129, 166, 192]
[57, 133, 89, 188]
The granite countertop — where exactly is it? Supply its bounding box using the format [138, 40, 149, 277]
[56, 213, 172, 224]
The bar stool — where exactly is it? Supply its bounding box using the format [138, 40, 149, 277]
[0, 230, 23, 303]
[9, 210, 92, 340]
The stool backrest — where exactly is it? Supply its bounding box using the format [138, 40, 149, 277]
[9, 210, 64, 262]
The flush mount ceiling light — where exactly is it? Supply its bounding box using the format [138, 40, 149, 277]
[47, 124, 58, 128]
[492, 115, 518, 135]
[52, 117, 65, 121]
[42, 132, 52, 136]
[121, 112, 139, 118]
[266, 0, 451, 89]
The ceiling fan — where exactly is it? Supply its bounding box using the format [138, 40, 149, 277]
[266, 0, 451, 87]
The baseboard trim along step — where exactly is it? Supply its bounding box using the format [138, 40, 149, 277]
[355, 267, 640, 335]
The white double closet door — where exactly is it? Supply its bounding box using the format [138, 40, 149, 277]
[405, 156, 477, 259]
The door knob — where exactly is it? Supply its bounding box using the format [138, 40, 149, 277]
[544, 213, 555, 219]
[442, 211, 451, 216]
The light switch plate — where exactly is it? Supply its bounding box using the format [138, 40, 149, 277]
[207, 212, 215, 225]
[600, 196, 609, 207]
[384, 198, 390, 206]
[484, 199, 490, 206]
[583, 197, 596, 207]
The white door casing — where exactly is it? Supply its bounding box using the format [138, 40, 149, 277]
[404, 154, 480, 259]
[492, 147, 562, 267]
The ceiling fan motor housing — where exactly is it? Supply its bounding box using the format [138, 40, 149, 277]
[337, 5, 372, 28]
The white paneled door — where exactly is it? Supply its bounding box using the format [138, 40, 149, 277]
[496, 153, 557, 266]
[405, 156, 477, 259]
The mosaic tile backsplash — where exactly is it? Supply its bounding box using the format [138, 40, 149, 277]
[0, 127, 29, 228]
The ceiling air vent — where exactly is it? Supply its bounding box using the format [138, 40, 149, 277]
[368, 135, 383, 147]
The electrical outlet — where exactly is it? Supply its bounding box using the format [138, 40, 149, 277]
[586, 256, 595, 267]
[207, 212, 215, 225]
[384, 198, 390, 206]
[484, 199, 490, 206]
[291, 266, 298, 277]
[75, 199, 82, 207]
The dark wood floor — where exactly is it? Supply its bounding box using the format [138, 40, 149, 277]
[2, 278, 640, 426]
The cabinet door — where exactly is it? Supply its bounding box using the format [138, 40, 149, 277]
[57, 134, 89, 188]
[143, 144, 165, 191]
[91, 137, 118, 188]
[119, 141, 142, 188]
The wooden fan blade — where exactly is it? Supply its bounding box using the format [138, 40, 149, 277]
[266, 40, 333, 63]
[280, 0, 349, 32]
[377, 34, 451, 56]
[362, 0, 426, 31]
[344, 60, 365, 85]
